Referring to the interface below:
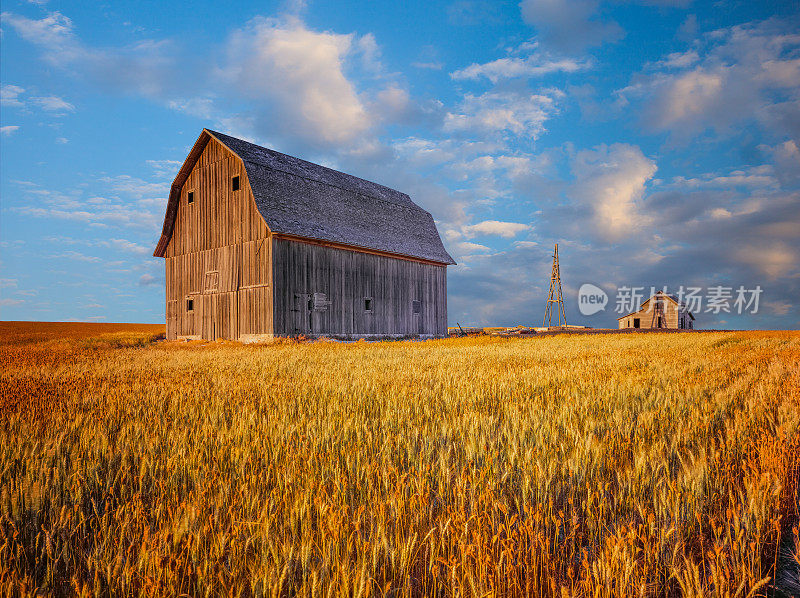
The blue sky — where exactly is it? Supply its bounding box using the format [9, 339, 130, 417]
[1, 0, 798, 329]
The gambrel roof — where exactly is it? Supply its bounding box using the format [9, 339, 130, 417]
[154, 129, 456, 265]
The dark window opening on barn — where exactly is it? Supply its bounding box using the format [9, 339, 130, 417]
[188, 191, 194, 204]
[364, 297, 373, 312]
[186, 298, 194, 312]
[633, 318, 640, 328]
[232, 175, 240, 191]
[412, 300, 421, 314]
[657, 317, 663, 328]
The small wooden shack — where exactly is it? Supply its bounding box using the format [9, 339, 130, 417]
[154, 129, 455, 341]
[617, 291, 695, 330]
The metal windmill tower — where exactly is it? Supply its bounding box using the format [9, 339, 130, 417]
[543, 243, 567, 327]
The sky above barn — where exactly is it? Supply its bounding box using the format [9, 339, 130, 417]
[1, 0, 798, 329]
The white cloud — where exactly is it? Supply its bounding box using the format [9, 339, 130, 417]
[619, 19, 800, 140]
[462, 220, 530, 238]
[49, 250, 102, 262]
[1, 84, 26, 107]
[107, 239, 150, 255]
[1, 11, 178, 98]
[167, 97, 214, 119]
[571, 143, 657, 241]
[12, 178, 165, 229]
[393, 137, 502, 168]
[1, 84, 75, 116]
[31, 95, 75, 112]
[1, 12, 82, 64]
[0, 298, 25, 307]
[1, 126, 20, 136]
[139, 273, 159, 286]
[670, 165, 779, 190]
[43, 235, 149, 255]
[452, 241, 493, 255]
[653, 49, 700, 69]
[101, 175, 169, 200]
[146, 159, 183, 178]
[55, 137, 69, 144]
[452, 50, 589, 83]
[444, 91, 560, 138]
[220, 17, 371, 145]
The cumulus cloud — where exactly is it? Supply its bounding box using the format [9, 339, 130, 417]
[1, 126, 20, 136]
[219, 17, 371, 146]
[570, 143, 657, 241]
[619, 19, 800, 141]
[2, 9, 424, 156]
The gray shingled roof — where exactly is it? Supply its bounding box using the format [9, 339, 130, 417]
[207, 130, 455, 264]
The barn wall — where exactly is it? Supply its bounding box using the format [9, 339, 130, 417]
[272, 238, 448, 338]
[164, 137, 272, 340]
[618, 298, 685, 329]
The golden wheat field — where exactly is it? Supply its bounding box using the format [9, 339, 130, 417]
[1, 322, 799, 597]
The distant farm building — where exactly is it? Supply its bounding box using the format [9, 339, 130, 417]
[617, 291, 695, 330]
[154, 129, 455, 341]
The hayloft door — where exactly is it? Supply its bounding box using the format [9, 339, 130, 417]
[293, 293, 311, 335]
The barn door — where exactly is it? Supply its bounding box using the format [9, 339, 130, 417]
[310, 292, 330, 335]
[412, 299, 423, 335]
[293, 293, 311, 335]
[166, 300, 178, 340]
[210, 295, 217, 340]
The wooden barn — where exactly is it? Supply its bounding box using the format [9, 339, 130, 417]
[154, 129, 455, 341]
[617, 291, 695, 330]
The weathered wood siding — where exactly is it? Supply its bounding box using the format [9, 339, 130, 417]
[164, 137, 272, 340]
[618, 297, 690, 329]
[272, 238, 448, 338]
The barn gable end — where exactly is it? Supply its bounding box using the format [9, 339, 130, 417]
[617, 292, 695, 330]
[161, 135, 273, 340]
